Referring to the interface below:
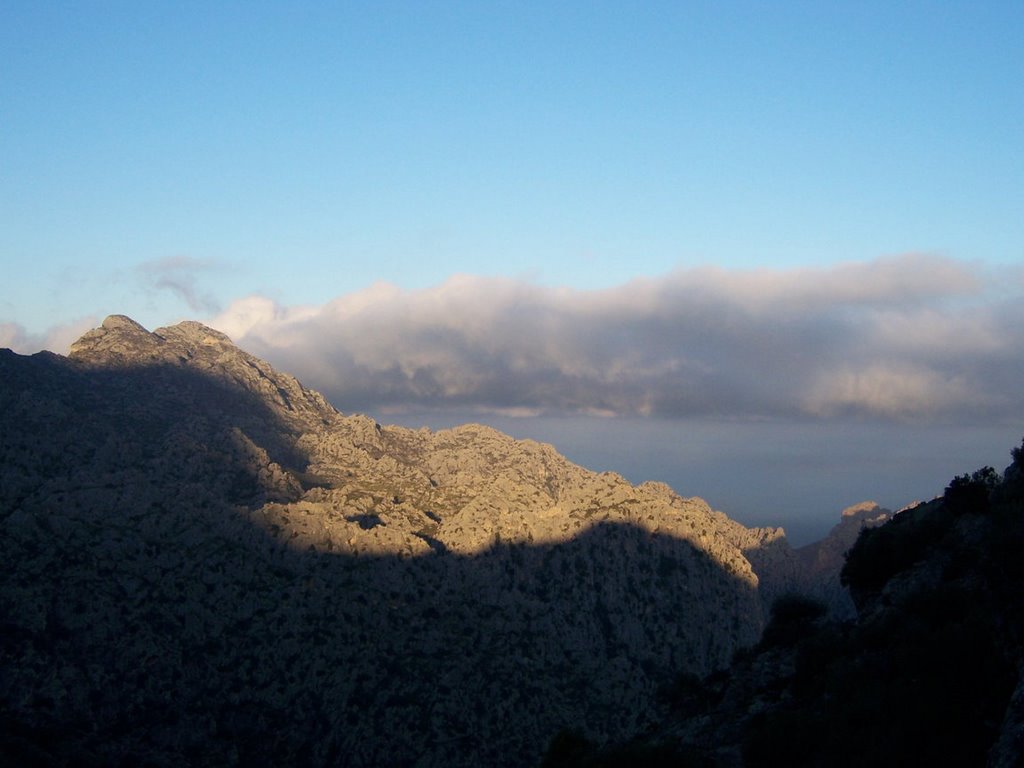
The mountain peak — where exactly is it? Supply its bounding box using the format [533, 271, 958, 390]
[70, 315, 237, 364]
[155, 319, 234, 346]
[69, 314, 166, 363]
[840, 500, 884, 518]
[67, 315, 340, 429]
[101, 314, 149, 333]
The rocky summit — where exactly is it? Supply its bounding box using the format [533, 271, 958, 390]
[2, 316, 838, 766]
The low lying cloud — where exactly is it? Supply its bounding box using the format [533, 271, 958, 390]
[212, 254, 1024, 423]
[138, 256, 222, 313]
[0, 316, 99, 356]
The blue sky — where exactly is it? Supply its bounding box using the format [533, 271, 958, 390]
[2, 2, 1023, 541]
[3, 1, 1022, 332]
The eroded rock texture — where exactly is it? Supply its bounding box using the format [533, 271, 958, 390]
[2, 316, 801, 766]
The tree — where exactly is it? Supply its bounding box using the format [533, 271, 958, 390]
[944, 466, 999, 513]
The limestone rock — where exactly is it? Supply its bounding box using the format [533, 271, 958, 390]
[1, 315, 804, 767]
[792, 501, 893, 617]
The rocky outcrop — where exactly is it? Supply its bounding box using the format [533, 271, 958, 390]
[70, 314, 339, 431]
[1, 316, 798, 767]
[725, 502, 895, 620]
[799, 501, 893, 575]
[791, 501, 893, 617]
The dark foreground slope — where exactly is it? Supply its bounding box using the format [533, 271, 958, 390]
[1, 317, 780, 767]
[548, 442, 1024, 767]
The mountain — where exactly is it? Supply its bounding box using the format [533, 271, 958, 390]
[547, 443, 1024, 767]
[791, 501, 893, 618]
[2, 315, 814, 767]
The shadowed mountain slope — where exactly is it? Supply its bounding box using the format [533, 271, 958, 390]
[1, 316, 799, 767]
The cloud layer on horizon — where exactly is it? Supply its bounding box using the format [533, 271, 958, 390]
[205, 254, 1024, 423]
[0, 316, 98, 357]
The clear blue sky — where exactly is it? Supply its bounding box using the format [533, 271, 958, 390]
[2, 1, 1022, 335]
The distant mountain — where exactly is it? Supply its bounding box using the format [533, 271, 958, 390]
[792, 500, 893, 618]
[1, 315, 834, 767]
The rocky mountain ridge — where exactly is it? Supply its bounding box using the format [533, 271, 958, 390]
[62, 315, 787, 590]
[1, 316, 862, 766]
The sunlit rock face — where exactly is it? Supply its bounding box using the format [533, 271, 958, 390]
[2, 316, 790, 767]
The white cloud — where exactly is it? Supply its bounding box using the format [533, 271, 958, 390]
[209, 254, 1022, 423]
[0, 316, 99, 355]
[0, 323, 29, 351]
[804, 364, 977, 418]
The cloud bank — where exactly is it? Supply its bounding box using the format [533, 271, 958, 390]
[0, 316, 98, 356]
[212, 254, 1024, 423]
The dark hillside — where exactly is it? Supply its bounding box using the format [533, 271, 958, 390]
[549, 439, 1024, 767]
[1, 320, 768, 767]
